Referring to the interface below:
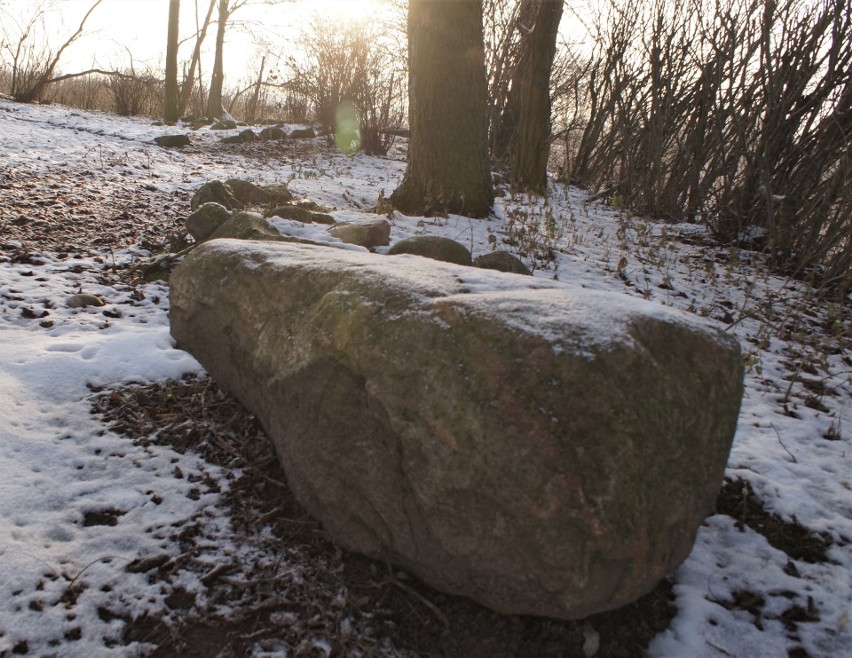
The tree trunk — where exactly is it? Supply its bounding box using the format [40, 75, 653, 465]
[164, 0, 180, 123]
[497, 0, 563, 194]
[179, 0, 217, 117]
[206, 0, 228, 119]
[391, 0, 493, 218]
[246, 56, 266, 124]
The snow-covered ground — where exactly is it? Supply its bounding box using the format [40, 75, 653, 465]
[0, 99, 849, 657]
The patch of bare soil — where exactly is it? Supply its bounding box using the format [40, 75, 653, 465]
[93, 374, 676, 658]
[0, 163, 189, 255]
[709, 479, 834, 657]
[714, 478, 835, 564]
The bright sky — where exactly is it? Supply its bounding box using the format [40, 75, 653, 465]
[0, 0, 387, 83]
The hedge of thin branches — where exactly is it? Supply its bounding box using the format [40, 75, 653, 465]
[557, 0, 851, 292]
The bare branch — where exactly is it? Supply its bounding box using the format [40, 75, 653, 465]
[48, 68, 156, 84]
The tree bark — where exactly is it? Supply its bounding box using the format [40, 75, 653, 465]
[391, 0, 493, 218]
[206, 0, 229, 119]
[245, 56, 266, 124]
[179, 0, 217, 117]
[497, 0, 563, 194]
[164, 0, 180, 123]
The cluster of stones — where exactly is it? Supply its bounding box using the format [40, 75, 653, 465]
[185, 179, 532, 275]
[169, 178, 745, 621]
[153, 122, 318, 149]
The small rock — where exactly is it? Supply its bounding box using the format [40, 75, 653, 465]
[259, 183, 294, 205]
[388, 235, 472, 265]
[190, 181, 242, 211]
[291, 199, 329, 212]
[265, 206, 336, 225]
[288, 127, 316, 139]
[259, 126, 286, 141]
[210, 119, 237, 130]
[308, 212, 335, 225]
[328, 219, 391, 249]
[265, 206, 313, 223]
[186, 202, 232, 242]
[227, 179, 292, 206]
[210, 212, 295, 242]
[582, 624, 600, 657]
[154, 134, 191, 148]
[473, 251, 532, 275]
[67, 294, 105, 308]
[220, 128, 258, 144]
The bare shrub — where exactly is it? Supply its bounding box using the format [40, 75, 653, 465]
[0, 0, 103, 103]
[51, 73, 110, 111]
[108, 62, 162, 117]
[276, 89, 310, 123]
[227, 56, 282, 125]
[560, 0, 852, 291]
[0, 3, 55, 101]
[483, 0, 524, 159]
[240, 56, 269, 125]
[282, 12, 406, 155]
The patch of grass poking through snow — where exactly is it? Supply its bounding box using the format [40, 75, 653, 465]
[500, 193, 562, 276]
[715, 478, 834, 564]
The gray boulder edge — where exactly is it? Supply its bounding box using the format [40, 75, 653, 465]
[169, 240, 744, 620]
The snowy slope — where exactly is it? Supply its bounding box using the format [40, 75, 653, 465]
[0, 98, 849, 657]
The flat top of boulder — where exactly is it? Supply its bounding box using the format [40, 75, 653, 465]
[194, 239, 738, 357]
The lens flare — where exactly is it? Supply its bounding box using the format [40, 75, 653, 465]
[335, 101, 361, 155]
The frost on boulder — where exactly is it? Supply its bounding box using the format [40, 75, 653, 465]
[169, 240, 744, 620]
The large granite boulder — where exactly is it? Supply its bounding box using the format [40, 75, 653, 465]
[170, 241, 744, 620]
